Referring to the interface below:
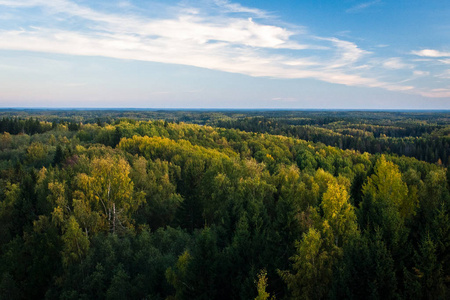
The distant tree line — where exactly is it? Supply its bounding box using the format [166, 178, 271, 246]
[215, 117, 450, 165]
[0, 117, 48, 135]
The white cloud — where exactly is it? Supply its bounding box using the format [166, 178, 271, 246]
[321, 37, 368, 67]
[0, 26, 396, 90]
[413, 70, 430, 76]
[117, 1, 133, 8]
[436, 70, 450, 79]
[346, 0, 381, 13]
[0, 0, 446, 98]
[0, 0, 41, 7]
[212, 0, 268, 18]
[382, 57, 413, 70]
[411, 49, 450, 58]
[418, 89, 450, 98]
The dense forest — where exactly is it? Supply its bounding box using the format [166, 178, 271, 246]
[0, 109, 449, 299]
[2, 109, 449, 165]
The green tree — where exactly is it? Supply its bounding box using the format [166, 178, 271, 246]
[413, 234, 446, 299]
[53, 144, 64, 165]
[362, 155, 412, 220]
[279, 228, 332, 300]
[331, 233, 399, 300]
[61, 216, 90, 267]
[26, 142, 47, 164]
[166, 250, 193, 300]
[0, 182, 19, 245]
[131, 157, 182, 229]
[106, 265, 132, 300]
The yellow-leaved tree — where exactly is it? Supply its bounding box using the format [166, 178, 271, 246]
[321, 182, 358, 247]
[280, 177, 359, 299]
[363, 155, 415, 220]
[74, 155, 145, 234]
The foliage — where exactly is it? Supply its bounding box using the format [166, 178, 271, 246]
[255, 269, 274, 300]
[0, 111, 448, 299]
[279, 228, 333, 300]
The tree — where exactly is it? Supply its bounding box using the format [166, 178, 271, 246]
[255, 269, 274, 300]
[331, 233, 399, 300]
[46, 180, 66, 226]
[53, 144, 64, 165]
[12, 172, 38, 236]
[360, 156, 411, 249]
[131, 157, 183, 229]
[75, 155, 144, 234]
[279, 228, 332, 300]
[26, 142, 46, 164]
[61, 216, 90, 267]
[106, 265, 132, 300]
[0, 132, 12, 150]
[0, 182, 19, 245]
[413, 234, 446, 299]
[185, 228, 219, 300]
[321, 182, 358, 247]
[362, 155, 412, 220]
[166, 250, 193, 300]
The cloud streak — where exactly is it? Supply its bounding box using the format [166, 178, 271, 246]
[382, 57, 413, 70]
[346, 0, 381, 13]
[0, 0, 446, 98]
[411, 49, 450, 58]
[212, 0, 268, 18]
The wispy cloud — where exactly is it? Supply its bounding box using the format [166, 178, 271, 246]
[346, 0, 381, 13]
[438, 59, 450, 65]
[212, 0, 268, 18]
[382, 57, 413, 70]
[418, 89, 450, 98]
[0, 0, 446, 98]
[413, 70, 430, 76]
[436, 70, 450, 79]
[411, 49, 450, 58]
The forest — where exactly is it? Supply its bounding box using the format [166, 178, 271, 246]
[0, 109, 449, 299]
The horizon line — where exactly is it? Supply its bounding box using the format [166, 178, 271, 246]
[0, 107, 450, 112]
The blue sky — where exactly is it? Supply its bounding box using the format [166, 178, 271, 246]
[0, 0, 449, 109]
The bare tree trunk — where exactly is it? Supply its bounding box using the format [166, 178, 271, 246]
[113, 202, 116, 234]
[108, 207, 111, 232]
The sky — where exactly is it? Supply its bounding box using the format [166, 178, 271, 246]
[0, 0, 449, 109]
